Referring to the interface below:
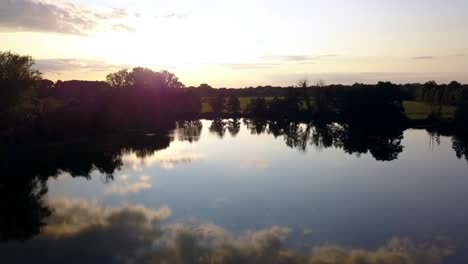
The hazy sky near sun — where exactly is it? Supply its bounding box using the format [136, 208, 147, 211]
[1, 0, 467, 86]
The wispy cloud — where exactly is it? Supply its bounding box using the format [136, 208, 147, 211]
[0, 0, 134, 35]
[112, 23, 136, 33]
[105, 174, 152, 196]
[156, 13, 188, 20]
[35, 58, 127, 75]
[260, 54, 339, 64]
[413, 56, 436, 60]
[123, 151, 204, 171]
[219, 63, 279, 70]
[262, 55, 316, 62]
[268, 72, 468, 86]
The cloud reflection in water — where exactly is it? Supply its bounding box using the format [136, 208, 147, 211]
[0, 199, 454, 264]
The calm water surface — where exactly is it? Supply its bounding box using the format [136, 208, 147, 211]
[1, 119, 467, 263]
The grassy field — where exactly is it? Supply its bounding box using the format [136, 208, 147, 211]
[402, 101, 456, 120]
[201, 97, 276, 113]
[202, 97, 457, 120]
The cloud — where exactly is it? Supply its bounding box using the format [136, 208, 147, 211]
[156, 13, 188, 20]
[112, 23, 136, 33]
[0, 0, 134, 35]
[0, 198, 454, 264]
[44, 198, 171, 237]
[263, 55, 316, 62]
[220, 63, 279, 70]
[261, 54, 339, 64]
[122, 151, 204, 171]
[35, 58, 127, 75]
[268, 72, 468, 86]
[105, 174, 152, 195]
[413, 56, 436, 60]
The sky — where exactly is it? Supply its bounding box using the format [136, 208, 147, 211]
[1, 0, 467, 87]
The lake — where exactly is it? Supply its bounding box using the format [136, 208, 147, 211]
[1, 119, 467, 263]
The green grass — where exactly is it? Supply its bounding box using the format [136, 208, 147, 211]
[403, 101, 456, 120]
[201, 101, 213, 113]
[201, 97, 276, 113]
[202, 97, 456, 120]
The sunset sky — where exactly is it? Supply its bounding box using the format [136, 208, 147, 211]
[1, 0, 467, 87]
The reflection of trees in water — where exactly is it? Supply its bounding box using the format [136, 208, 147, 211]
[209, 119, 242, 138]
[0, 175, 50, 242]
[243, 118, 405, 161]
[227, 119, 241, 137]
[1, 119, 468, 245]
[426, 127, 468, 164]
[0, 131, 176, 242]
[243, 118, 268, 135]
[452, 134, 468, 163]
[175, 121, 203, 143]
[209, 119, 227, 138]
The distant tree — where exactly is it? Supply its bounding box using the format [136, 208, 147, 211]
[298, 79, 312, 113]
[284, 88, 301, 116]
[268, 96, 285, 118]
[0, 51, 41, 124]
[226, 95, 241, 115]
[314, 79, 329, 114]
[448, 81, 463, 105]
[106, 69, 131, 88]
[422, 81, 441, 117]
[106, 68, 184, 89]
[448, 81, 462, 90]
[209, 93, 225, 115]
[455, 89, 468, 130]
[159, 70, 185, 89]
[198, 83, 213, 90]
[245, 97, 268, 117]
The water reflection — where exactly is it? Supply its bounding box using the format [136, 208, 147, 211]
[244, 119, 404, 161]
[0, 199, 454, 264]
[0, 119, 468, 263]
[174, 120, 203, 143]
[209, 119, 242, 138]
[453, 133, 468, 163]
[0, 175, 50, 242]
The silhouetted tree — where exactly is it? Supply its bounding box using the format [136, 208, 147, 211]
[209, 93, 226, 115]
[106, 69, 131, 89]
[422, 81, 444, 118]
[314, 79, 330, 115]
[226, 95, 241, 116]
[107, 68, 184, 90]
[455, 88, 468, 132]
[0, 51, 41, 128]
[284, 88, 301, 116]
[298, 80, 312, 113]
[245, 97, 268, 117]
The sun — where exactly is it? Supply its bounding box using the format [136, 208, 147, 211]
[92, 17, 261, 72]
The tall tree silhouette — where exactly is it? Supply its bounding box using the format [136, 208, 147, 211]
[226, 95, 241, 116]
[0, 51, 41, 128]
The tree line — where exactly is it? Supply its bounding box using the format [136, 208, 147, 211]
[1, 51, 468, 143]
